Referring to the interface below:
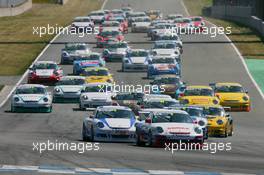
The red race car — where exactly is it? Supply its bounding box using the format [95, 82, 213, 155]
[96, 29, 125, 48]
[107, 16, 128, 33]
[28, 61, 63, 84]
[190, 16, 205, 32]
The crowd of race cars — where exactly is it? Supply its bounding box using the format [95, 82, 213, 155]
[11, 7, 251, 147]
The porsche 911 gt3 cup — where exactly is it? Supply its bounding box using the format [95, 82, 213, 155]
[11, 84, 52, 113]
[122, 49, 150, 71]
[136, 109, 204, 147]
[53, 76, 85, 103]
[131, 17, 151, 33]
[88, 10, 105, 24]
[141, 98, 180, 109]
[102, 41, 130, 62]
[82, 106, 137, 142]
[79, 83, 115, 110]
[61, 43, 91, 64]
[71, 16, 94, 31]
[151, 41, 181, 58]
[28, 61, 63, 84]
[128, 12, 147, 26]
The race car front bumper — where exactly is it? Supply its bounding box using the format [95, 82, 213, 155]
[12, 103, 52, 113]
[123, 63, 148, 71]
[207, 126, 226, 136]
[28, 76, 60, 84]
[53, 93, 80, 103]
[221, 101, 250, 112]
[94, 129, 136, 142]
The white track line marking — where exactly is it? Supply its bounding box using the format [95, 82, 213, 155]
[180, 0, 264, 101]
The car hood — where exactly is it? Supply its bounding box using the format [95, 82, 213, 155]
[85, 76, 112, 83]
[90, 16, 104, 20]
[153, 49, 177, 56]
[109, 48, 127, 54]
[129, 57, 147, 64]
[35, 69, 54, 76]
[67, 50, 89, 56]
[82, 92, 112, 100]
[102, 118, 134, 129]
[207, 116, 228, 127]
[17, 94, 45, 102]
[182, 96, 217, 105]
[162, 84, 178, 91]
[76, 60, 100, 67]
[216, 93, 248, 101]
[152, 64, 175, 70]
[72, 22, 92, 27]
[152, 123, 194, 135]
[133, 22, 150, 27]
[57, 85, 83, 93]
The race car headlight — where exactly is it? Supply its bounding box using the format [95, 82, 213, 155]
[201, 22, 205, 26]
[174, 51, 179, 55]
[14, 97, 20, 102]
[96, 122, 104, 128]
[43, 97, 49, 102]
[106, 79, 112, 83]
[194, 127, 202, 134]
[216, 119, 224, 125]
[62, 52, 69, 57]
[181, 99, 189, 104]
[55, 88, 60, 93]
[156, 127, 164, 133]
[152, 51, 157, 56]
[198, 120, 205, 127]
[83, 95, 88, 100]
[124, 59, 130, 63]
[213, 99, 219, 105]
[243, 96, 249, 101]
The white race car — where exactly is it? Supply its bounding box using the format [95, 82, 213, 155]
[53, 76, 85, 103]
[71, 16, 94, 30]
[79, 83, 115, 110]
[88, 10, 105, 24]
[151, 41, 181, 57]
[136, 109, 204, 146]
[82, 106, 137, 142]
[122, 49, 150, 72]
[131, 17, 151, 33]
[11, 84, 52, 113]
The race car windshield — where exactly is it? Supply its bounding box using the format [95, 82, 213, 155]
[83, 70, 109, 76]
[74, 18, 91, 22]
[115, 94, 135, 100]
[152, 58, 174, 64]
[109, 43, 127, 48]
[160, 35, 179, 40]
[83, 85, 111, 92]
[204, 107, 225, 117]
[154, 43, 176, 49]
[175, 18, 191, 23]
[97, 109, 135, 119]
[184, 108, 204, 117]
[184, 88, 213, 96]
[16, 87, 46, 94]
[153, 113, 192, 123]
[90, 12, 104, 16]
[101, 31, 119, 37]
[34, 63, 58, 70]
[66, 45, 87, 50]
[56, 79, 85, 85]
[215, 86, 243, 93]
[192, 17, 202, 22]
[154, 77, 179, 84]
[134, 18, 150, 22]
[147, 100, 179, 108]
[103, 22, 119, 27]
[130, 51, 148, 57]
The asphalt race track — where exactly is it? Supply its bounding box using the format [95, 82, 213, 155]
[0, 0, 264, 174]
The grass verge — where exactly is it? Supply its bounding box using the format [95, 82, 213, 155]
[0, 0, 102, 75]
[0, 85, 3, 92]
[184, 0, 264, 59]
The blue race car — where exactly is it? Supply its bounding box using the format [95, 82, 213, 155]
[147, 56, 180, 79]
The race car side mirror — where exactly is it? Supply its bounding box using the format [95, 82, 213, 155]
[245, 90, 248, 94]
[145, 118, 152, 124]
[226, 113, 230, 118]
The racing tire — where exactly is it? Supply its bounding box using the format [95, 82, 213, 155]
[228, 126, 233, 136]
[223, 128, 228, 138]
[89, 127, 94, 142]
[82, 124, 89, 142]
[147, 131, 153, 147]
[136, 133, 145, 146]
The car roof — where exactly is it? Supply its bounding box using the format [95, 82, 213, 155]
[186, 85, 213, 90]
[35, 61, 57, 64]
[154, 74, 179, 79]
[60, 76, 85, 80]
[18, 84, 46, 89]
[84, 82, 112, 87]
[75, 16, 91, 20]
[215, 82, 242, 87]
[97, 106, 131, 111]
[83, 67, 109, 71]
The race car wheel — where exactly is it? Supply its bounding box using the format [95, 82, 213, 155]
[228, 126, 233, 136]
[89, 127, 94, 142]
[136, 133, 145, 146]
[147, 131, 153, 147]
[82, 124, 89, 141]
[224, 128, 228, 138]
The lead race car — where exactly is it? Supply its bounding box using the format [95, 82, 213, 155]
[135, 109, 204, 147]
[11, 84, 52, 113]
[82, 106, 137, 142]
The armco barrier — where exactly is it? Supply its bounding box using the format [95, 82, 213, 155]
[0, 0, 32, 17]
[211, 5, 264, 37]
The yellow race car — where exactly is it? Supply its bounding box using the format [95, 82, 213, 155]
[145, 10, 162, 20]
[210, 82, 251, 112]
[81, 67, 114, 84]
[179, 85, 220, 105]
[202, 104, 233, 137]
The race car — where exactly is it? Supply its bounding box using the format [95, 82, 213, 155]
[71, 16, 94, 32]
[147, 20, 169, 37]
[154, 35, 183, 54]
[128, 12, 147, 26]
[150, 74, 185, 98]
[202, 105, 233, 137]
[53, 76, 85, 103]
[166, 14, 183, 23]
[112, 92, 144, 107]
[81, 67, 114, 84]
[99, 21, 122, 33]
[107, 16, 129, 33]
[140, 98, 180, 109]
[135, 109, 204, 147]
[61, 43, 91, 64]
[79, 83, 115, 110]
[210, 82, 251, 112]
[73, 53, 105, 75]
[96, 29, 124, 48]
[11, 84, 52, 113]
[82, 106, 137, 142]
[28, 61, 63, 84]
[122, 49, 150, 71]
[151, 41, 181, 58]
[131, 17, 151, 33]
[190, 16, 205, 31]
[105, 9, 125, 20]
[179, 86, 220, 106]
[174, 18, 193, 33]
[88, 10, 105, 24]
[150, 23, 176, 40]
[145, 10, 163, 20]
[102, 41, 130, 62]
[121, 6, 133, 17]
[147, 56, 180, 79]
